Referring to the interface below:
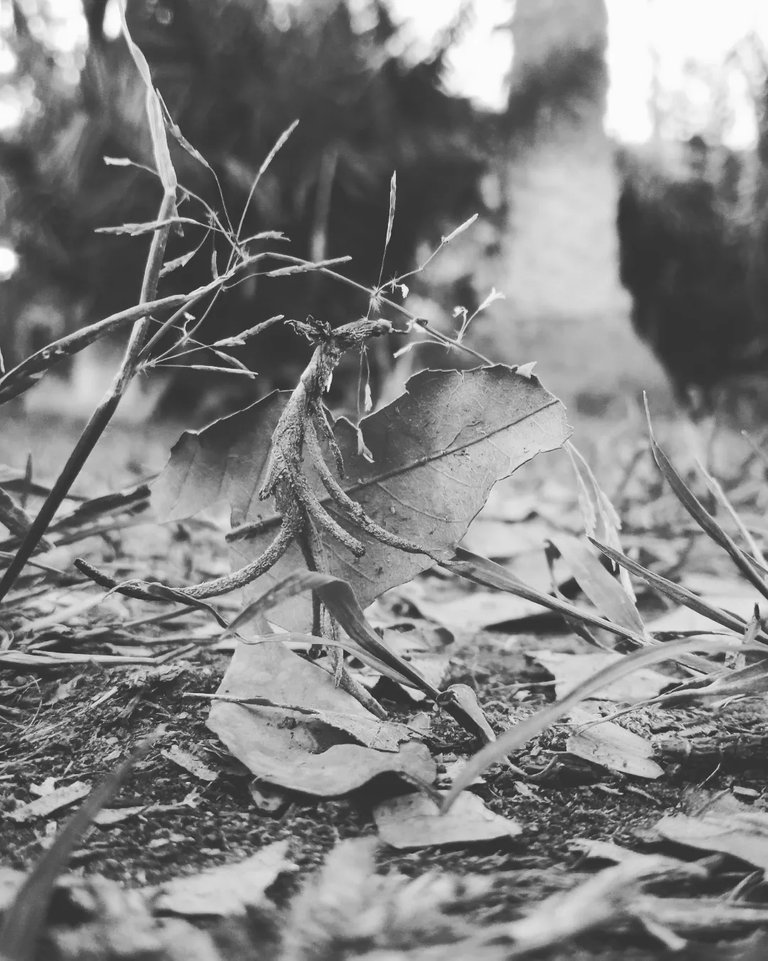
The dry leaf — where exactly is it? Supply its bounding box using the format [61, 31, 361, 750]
[535, 651, 668, 702]
[567, 707, 663, 779]
[400, 584, 542, 632]
[206, 640, 435, 795]
[8, 782, 91, 823]
[151, 841, 293, 916]
[161, 746, 218, 783]
[655, 810, 768, 871]
[374, 792, 521, 849]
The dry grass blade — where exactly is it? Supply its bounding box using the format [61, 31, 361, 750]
[444, 549, 648, 647]
[549, 534, 645, 636]
[645, 402, 768, 600]
[0, 291, 198, 404]
[228, 569, 492, 739]
[0, 12, 180, 603]
[591, 539, 767, 640]
[442, 635, 768, 812]
[696, 458, 768, 571]
[647, 659, 768, 706]
[0, 738, 154, 961]
[235, 119, 299, 242]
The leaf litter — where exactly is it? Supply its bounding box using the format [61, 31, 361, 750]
[5, 50, 768, 957]
[8, 396, 768, 960]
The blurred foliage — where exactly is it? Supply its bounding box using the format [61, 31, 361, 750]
[0, 0, 491, 406]
[0, 0, 626, 412]
[617, 131, 768, 408]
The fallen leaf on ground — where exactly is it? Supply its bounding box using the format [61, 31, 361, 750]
[374, 627, 452, 699]
[535, 650, 668, 702]
[160, 746, 218, 783]
[8, 782, 91, 823]
[569, 838, 647, 863]
[92, 806, 145, 826]
[648, 600, 759, 634]
[206, 639, 436, 795]
[0, 869, 25, 912]
[150, 841, 293, 916]
[633, 896, 768, 937]
[655, 810, 768, 871]
[566, 707, 663, 779]
[373, 791, 521, 849]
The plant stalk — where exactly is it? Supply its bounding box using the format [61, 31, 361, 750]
[0, 192, 175, 604]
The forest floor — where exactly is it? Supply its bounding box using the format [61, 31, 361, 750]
[3, 376, 768, 961]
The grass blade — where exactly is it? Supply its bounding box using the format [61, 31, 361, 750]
[549, 534, 646, 637]
[645, 402, 768, 600]
[444, 549, 648, 647]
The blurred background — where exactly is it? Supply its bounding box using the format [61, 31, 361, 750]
[2, 0, 768, 423]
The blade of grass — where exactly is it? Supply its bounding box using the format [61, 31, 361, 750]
[590, 538, 768, 641]
[444, 549, 648, 646]
[0, 289, 209, 404]
[234, 120, 299, 245]
[645, 399, 768, 601]
[696, 457, 768, 571]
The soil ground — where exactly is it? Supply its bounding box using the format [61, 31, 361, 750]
[3, 376, 768, 961]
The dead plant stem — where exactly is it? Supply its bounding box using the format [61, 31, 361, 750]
[0, 191, 175, 605]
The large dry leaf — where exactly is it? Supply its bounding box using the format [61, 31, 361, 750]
[206, 639, 436, 795]
[152, 366, 570, 630]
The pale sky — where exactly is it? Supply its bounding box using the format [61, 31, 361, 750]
[386, 0, 768, 147]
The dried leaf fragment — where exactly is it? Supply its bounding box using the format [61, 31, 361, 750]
[374, 791, 521, 849]
[150, 841, 293, 916]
